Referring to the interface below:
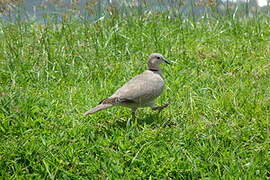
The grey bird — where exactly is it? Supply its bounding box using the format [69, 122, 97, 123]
[84, 53, 170, 119]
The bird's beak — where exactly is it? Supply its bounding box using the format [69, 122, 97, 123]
[163, 59, 171, 64]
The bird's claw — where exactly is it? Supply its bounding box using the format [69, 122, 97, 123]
[152, 102, 171, 111]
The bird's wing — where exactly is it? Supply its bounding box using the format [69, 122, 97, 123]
[111, 71, 164, 104]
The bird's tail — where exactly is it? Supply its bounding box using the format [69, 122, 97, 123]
[84, 97, 134, 116]
[84, 103, 114, 116]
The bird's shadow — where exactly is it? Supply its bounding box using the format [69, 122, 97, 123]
[138, 113, 161, 125]
[111, 113, 166, 129]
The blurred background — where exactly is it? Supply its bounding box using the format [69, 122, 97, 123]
[0, 0, 269, 23]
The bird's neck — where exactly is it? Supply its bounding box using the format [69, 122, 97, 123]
[148, 63, 163, 76]
[148, 68, 163, 77]
[148, 63, 160, 71]
[148, 68, 160, 71]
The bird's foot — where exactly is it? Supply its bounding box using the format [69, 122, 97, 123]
[151, 102, 171, 111]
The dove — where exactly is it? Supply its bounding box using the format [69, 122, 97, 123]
[84, 53, 170, 119]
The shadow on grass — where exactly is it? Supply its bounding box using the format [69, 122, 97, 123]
[111, 112, 171, 129]
[138, 113, 161, 125]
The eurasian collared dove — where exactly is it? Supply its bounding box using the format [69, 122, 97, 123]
[84, 53, 170, 119]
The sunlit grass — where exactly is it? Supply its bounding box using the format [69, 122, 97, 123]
[0, 13, 269, 178]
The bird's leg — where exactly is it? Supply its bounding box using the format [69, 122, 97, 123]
[151, 102, 171, 111]
[131, 108, 136, 119]
[127, 108, 136, 128]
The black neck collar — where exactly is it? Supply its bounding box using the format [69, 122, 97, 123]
[149, 68, 159, 72]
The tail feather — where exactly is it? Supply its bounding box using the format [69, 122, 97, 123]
[84, 104, 114, 116]
[84, 97, 134, 116]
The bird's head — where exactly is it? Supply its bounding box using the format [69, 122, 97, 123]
[148, 53, 170, 70]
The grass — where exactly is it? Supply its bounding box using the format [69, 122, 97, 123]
[0, 13, 270, 179]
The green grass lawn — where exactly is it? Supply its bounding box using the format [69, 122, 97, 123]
[0, 14, 269, 179]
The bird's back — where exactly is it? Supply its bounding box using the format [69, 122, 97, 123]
[111, 70, 164, 106]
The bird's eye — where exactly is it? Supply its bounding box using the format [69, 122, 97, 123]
[157, 57, 160, 59]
